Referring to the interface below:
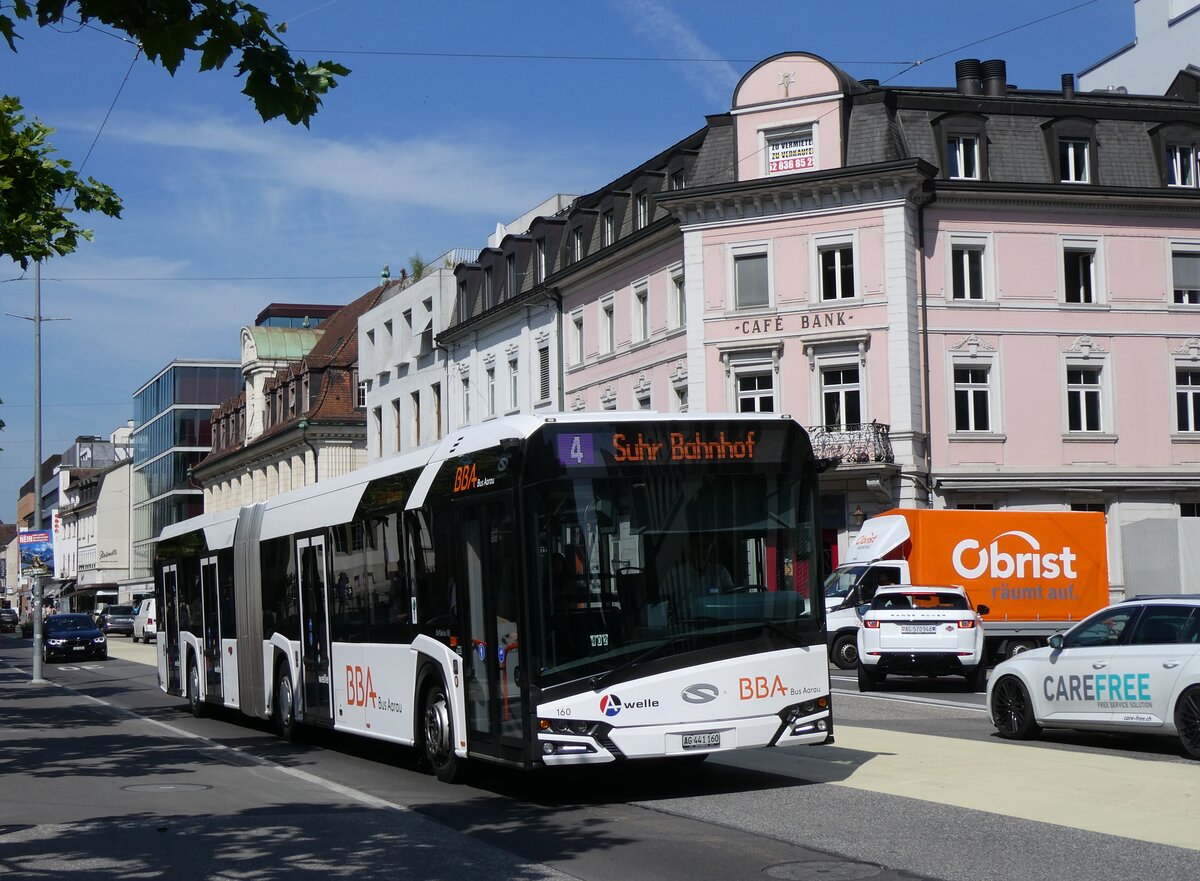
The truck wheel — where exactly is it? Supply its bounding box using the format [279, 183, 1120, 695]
[990, 676, 1041, 740]
[857, 665, 884, 692]
[1174, 686, 1200, 759]
[832, 633, 859, 670]
[1004, 639, 1038, 659]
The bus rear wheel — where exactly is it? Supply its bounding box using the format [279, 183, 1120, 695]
[276, 667, 298, 742]
[422, 681, 463, 783]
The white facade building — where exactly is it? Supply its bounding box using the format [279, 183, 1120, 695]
[1079, 0, 1200, 95]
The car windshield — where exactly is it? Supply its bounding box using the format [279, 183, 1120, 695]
[872, 591, 968, 611]
[46, 616, 96, 632]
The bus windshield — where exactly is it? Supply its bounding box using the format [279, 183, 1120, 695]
[527, 468, 817, 686]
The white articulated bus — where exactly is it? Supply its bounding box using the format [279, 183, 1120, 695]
[154, 413, 832, 781]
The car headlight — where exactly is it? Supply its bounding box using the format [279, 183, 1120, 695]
[93, 636, 106, 644]
[47, 638, 66, 646]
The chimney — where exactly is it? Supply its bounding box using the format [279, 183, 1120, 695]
[955, 59, 983, 96]
[1061, 73, 1076, 100]
[981, 59, 1007, 97]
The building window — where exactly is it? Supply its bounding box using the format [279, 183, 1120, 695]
[412, 391, 422, 447]
[1177, 369, 1200, 433]
[357, 380, 367, 408]
[1070, 502, 1106, 514]
[571, 311, 584, 365]
[953, 365, 991, 431]
[671, 269, 686, 328]
[766, 125, 815, 175]
[1173, 249, 1200, 305]
[821, 366, 861, 430]
[635, 192, 649, 230]
[1182, 502, 1200, 517]
[947, 135, 979, 180]
[819, 243, 855, 301]
[602, 210, 615, 247]
[402, 309, 413, 359]
[636, 391, 651, 410]
[1063, 244, 1098, 304]
[670, 169, 686, 190]
[538, 347, 551, 403]
[461, 377, 470, 425]
[570, 227, 583, 263]
[1167, 144, 1197, 188]
[601, 296, 615, 354]
[506, 253, 517, 298]
[486, 367, 496, 416]
[674, 385, 688, 413]
[508, 357, 518, 410]
[482, 267, 494, 309]
[951, 243, 985, 300]
[735, 252, 769, 309]
[735, 371, 775, 413]
[633, 282, 649, 342]
[535, 238, 546, 283]
[1066, 366, 1103, 432]
[393, 399, 402, 453]
[431, 384, 441, 440]
[1059, 138, 1090, 183]
[372, 406, 383, 456]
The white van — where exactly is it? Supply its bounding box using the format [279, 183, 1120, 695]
[132, 598, 157, 643]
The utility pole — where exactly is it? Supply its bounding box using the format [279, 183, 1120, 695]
[8, 262, 69, 685]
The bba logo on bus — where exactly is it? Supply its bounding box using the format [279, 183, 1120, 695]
[599, 694, 659, 717]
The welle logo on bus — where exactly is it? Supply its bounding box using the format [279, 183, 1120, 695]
[557, 430, 759, 466]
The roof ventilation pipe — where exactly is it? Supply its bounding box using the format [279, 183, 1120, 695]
[955, 59, 982, 95]
[1062, 73, 1076, 99]
[981, 59, 1007, 96]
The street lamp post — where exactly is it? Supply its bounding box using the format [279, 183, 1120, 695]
[31, 262, 47, 684]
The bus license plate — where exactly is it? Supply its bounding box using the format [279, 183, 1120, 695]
[901, 624, 936, 634]
[682, 731, 720, 750]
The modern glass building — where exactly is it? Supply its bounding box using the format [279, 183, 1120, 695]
[130, 360, 241, 578]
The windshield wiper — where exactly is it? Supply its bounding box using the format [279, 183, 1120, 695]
[588, 634, 695, 691]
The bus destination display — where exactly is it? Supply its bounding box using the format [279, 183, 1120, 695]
[557, 430, 759, 466]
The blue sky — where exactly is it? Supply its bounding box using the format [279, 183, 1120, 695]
[0, 0, 1136, 522]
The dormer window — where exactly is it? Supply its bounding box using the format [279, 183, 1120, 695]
[947, 135, 979, 180]
[1059, 138, 1090, 183]
[1168, 144, 1197, 188]
[483, 266, 493, 308]
[570, 227, 584, 262]
[535, 238, 546, 282]
[765, 125, 815, 175]
[506, 253, 517, 297]
[602, 210, 615, 247]
[635, 192, 649, 230]
[670, 169, 686, 190]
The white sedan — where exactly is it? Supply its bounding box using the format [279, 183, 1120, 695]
[857, 585, 989, 692]
[987, 596, 1200, 759]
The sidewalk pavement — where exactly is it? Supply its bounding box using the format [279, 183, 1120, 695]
[0, 650, 574, 881]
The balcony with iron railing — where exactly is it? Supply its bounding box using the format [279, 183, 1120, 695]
[808, 421, 894, 469]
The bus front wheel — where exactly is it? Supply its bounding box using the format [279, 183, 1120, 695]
[422, 681, 463, 783]
[276, 667, 298, 742]
[187, 660, 206, 718]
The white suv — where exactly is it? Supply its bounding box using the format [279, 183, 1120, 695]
[132, 598, 157, 643]
[988, 596, 1200, 759]
[857, 585, 989, 692]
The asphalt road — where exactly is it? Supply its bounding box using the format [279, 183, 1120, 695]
[4, 635, 1199, 881]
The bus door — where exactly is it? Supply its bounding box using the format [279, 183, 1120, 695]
[457, 501, 525, 763]
[295, 534, 333, 727]
[161, 564, 180, 693]
[200, 555, 222, 704]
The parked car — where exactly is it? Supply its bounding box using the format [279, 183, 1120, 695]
[132, 598, 157, 643]
[857, 585, 990, 692]
[96, 604, 135, 637]
[988, 595, 1200, 759]
[0, 608, 17, 633]
[43, 613, 107, 662]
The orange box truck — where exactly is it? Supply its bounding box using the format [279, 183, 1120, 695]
[824, 509, 1109, 669]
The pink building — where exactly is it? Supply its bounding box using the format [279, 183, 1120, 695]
[446, 53, 1200, 592]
